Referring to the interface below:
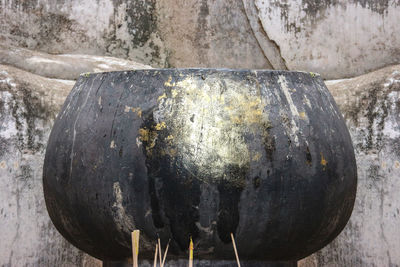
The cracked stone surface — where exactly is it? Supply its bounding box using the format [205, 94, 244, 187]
[0, 0, 168, 67]
[247, 0, 400, 79]
[1, 0, 399, 78]
[155, 0, 272, 69]
[0, 0, 271, 70]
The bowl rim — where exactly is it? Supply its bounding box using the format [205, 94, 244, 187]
[80, 68, 321, 77]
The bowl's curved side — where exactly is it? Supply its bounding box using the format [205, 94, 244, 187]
[43, 69, 357, 261]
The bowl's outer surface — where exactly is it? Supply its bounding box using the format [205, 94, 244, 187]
[43, 69, 357, 261]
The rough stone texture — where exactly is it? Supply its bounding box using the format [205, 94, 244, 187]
[248, 0, 400, 79]
[0, 44, 151, 80]
[155, 0, 272, 69]
[0, 47, 150, 266]
[0, 64, 95, 266]
[0, 0, 168, 67]
[0, 0, 270, 70]
[301, 65, 400, 266]
[1, 0, 399, 78]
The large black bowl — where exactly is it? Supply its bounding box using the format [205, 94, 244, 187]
[43, 69, 357, 261]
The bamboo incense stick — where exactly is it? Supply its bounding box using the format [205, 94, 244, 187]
[131, 230, 140, 267]
[188, 237, 193, 267]
[230, 233, 241, 267]
[158, 237, 162, 267]
[153, 243, 158, 267]
[161, 239, 170, 267]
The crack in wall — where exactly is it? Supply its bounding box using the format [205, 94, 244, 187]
[256, 18, 288, 70]
[241, 0, 288, 70]
[239, 0, 273, 68]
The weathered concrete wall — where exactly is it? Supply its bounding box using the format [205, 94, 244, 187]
[300, 65, 400, 266]
[0, 0, 271, 70]
[0, 47, 151, 267]
[1, 0, 399, 78]
[0, 0, 168, 67]
[0, 44, 151, 80]
[155, 0, 272, 69]
[0, 64, 93, 266]
[247, 0, 400, 79]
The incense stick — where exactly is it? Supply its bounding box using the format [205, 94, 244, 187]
[131, 230, 140, 267]
[161, 239, 170, 267]
[158, 237, 162, 267]
[230, 233, 241, 267]
[188, 237, 193, 267]
[153, 243, 158, 267]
